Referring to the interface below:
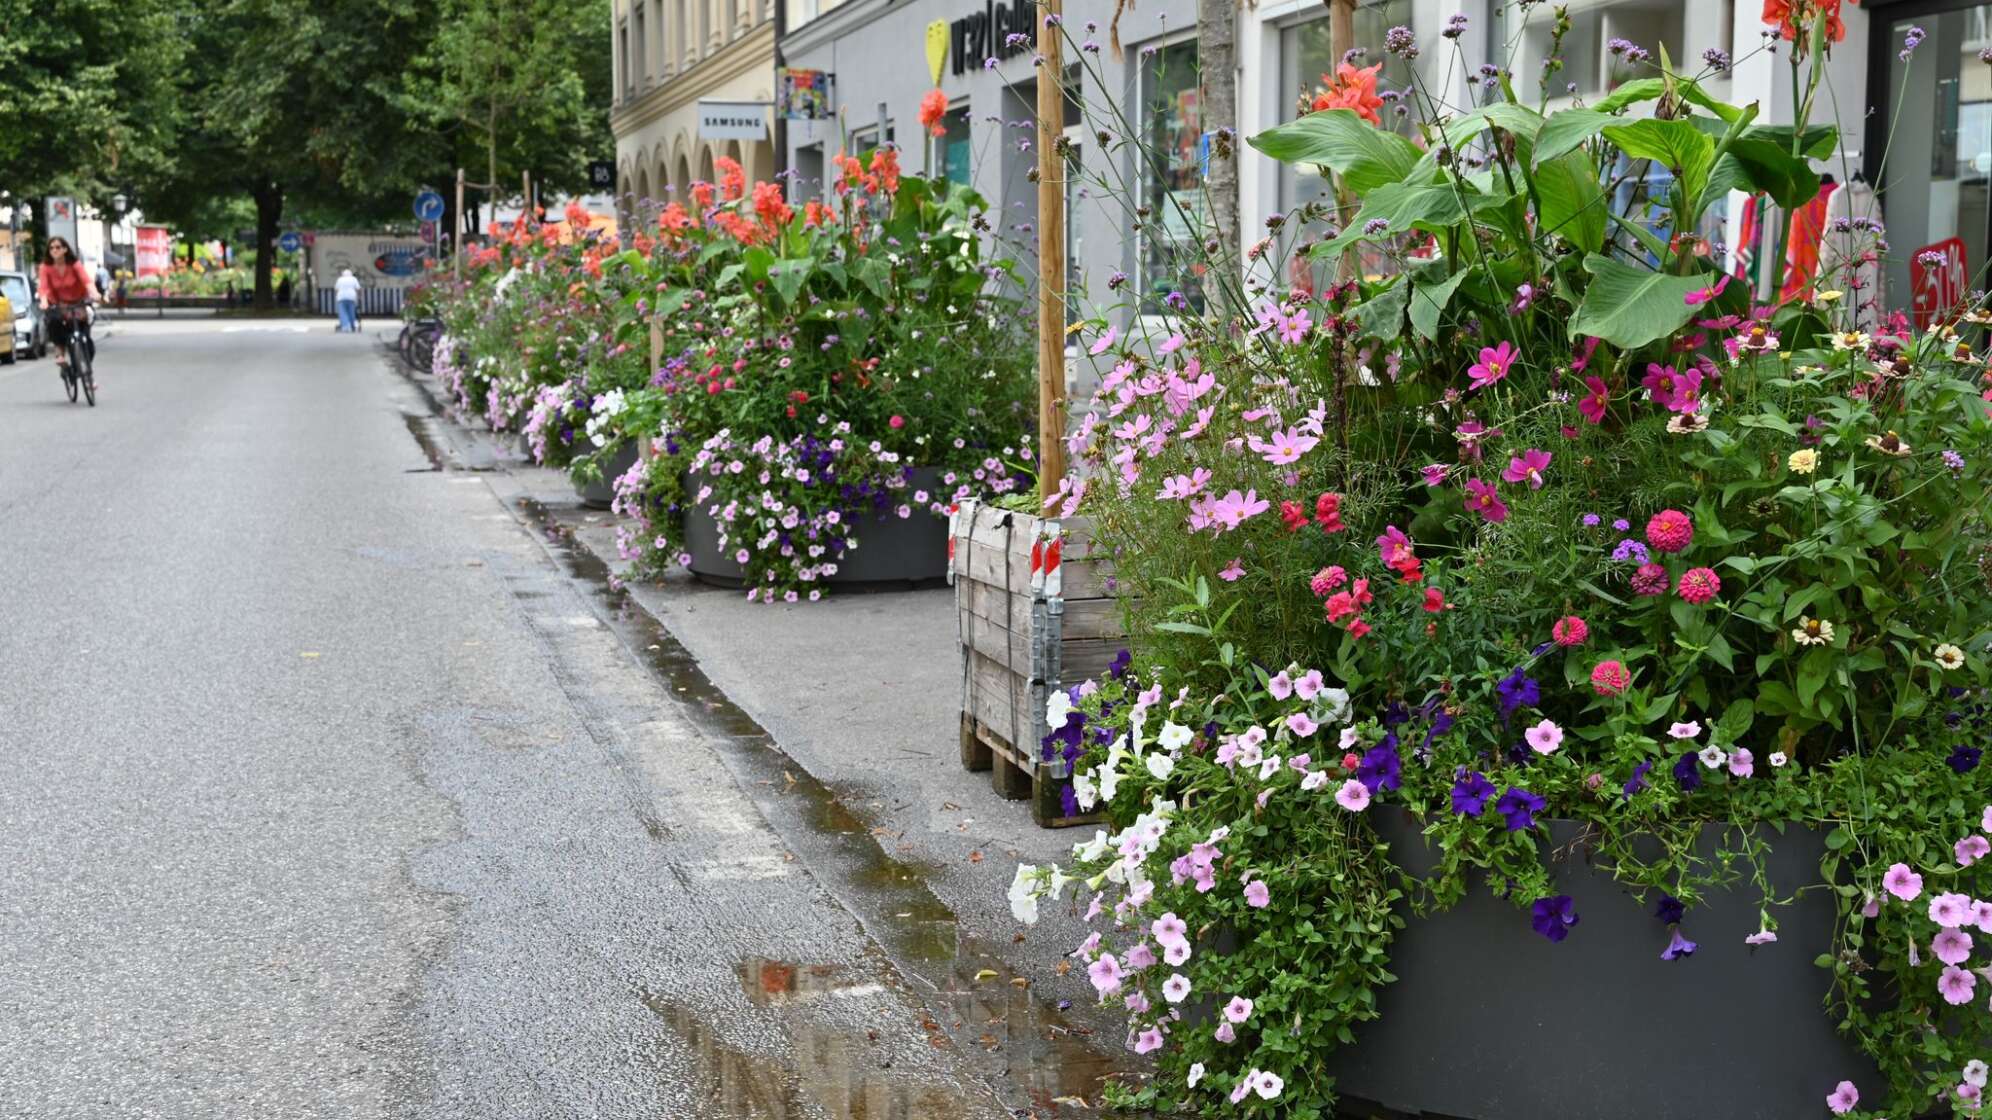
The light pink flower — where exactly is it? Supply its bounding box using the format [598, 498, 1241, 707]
[1124, 990, 1150, 1014]
[1931, 891, 1974, 928]
[1163, 939, 1191, 966]
[1336, 778, 1372, 811]
[1939, 964, 1978, 1005]
[1244, 880, 1270, 908]
[1214, 1021, 1235, 1043]
[1088, 326, 1117, 356]
[1206, 489, 1271, 532]
[1524, 719, 1563, 755]
[1088, 953, 1123, 995]
[1667, 721, 1701, 740]
[1230, 1077, 1252, 1104]
[1294, 669, 1325, 701]
[1223, 996, 1254, 1024]
[1133, 1026, 1165, 1054]
[1973, 900, 1992, 934]
[1934, 928, 1974, 965]
[1883, 863, 1924, 901]
[1959, 835, 1991, 866]
[1152, 912, 1187, 947]
[1728, 748, 1754, 779]
[1250, 427, 1321, 465]
[1287, 712, 1319, 737]
[1254, 1070, 1285, 1100]
[1983, 803, 1992, 833]
[1158, 331, 1186, 355]
[1745, 927, 1778, 946]
[1267, 671, 1294, 701]
[1124, 942, 1157, 969]
[1826, 1080, 1859, 1115]
[1162, 973, 1192, 1003]
[1219, 558, 1245, 582]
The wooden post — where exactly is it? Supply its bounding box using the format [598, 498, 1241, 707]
[454, 168, 465, 283]
[1330, 0, 1357, 282]
[1035, 0, 1067, 505]
[522, 171, 532, 222]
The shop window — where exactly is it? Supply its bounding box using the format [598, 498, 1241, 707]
[940, 108, 973, 184]
[1137, 39, 1204, 315]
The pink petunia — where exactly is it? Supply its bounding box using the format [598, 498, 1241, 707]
[1933, 928, 1974, 965]
[1152, 912, 1188, 947]
[1464, 478, 1509, 523]
[1930, 891, 1974, 929]
[1728, 748, 1754, 779]
[1524, 719, 1564, 755]
[1223, 996, 1254, 1024]
[1336, 778, 1372, 811]
[1088, 953, 1123, 995]
[1133, 1027, 1165, 1054]
[1882, 862, 1924, 901]
[1466, 340, 1518, 390]
[1244, 880, 1271, 908]
[1287, 712, 1319, 737]
[1826, 1080, 1859, 1115]
[1938, 964, 1978, 1005]
[1214, 1021, 1236, 1043]
[1294, 669, 1325, 701]
[1267, 671, 1294, 701]
[1501, 448, 1553, 489]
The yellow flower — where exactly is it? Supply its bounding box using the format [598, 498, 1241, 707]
[1788, 449, 1818, 474]
[1813, 290, 1844, 304]
[1934, 643, 1965, 671]
[1791, 617, 1834, 646]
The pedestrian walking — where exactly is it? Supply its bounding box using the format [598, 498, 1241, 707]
[333, 268, 362, 332]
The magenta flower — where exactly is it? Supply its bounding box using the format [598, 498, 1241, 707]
[1590, 660, 1632, 696]
[1933, 928, 1974, 965]
[1501, 448, 1553, 489]
[1421, 463, 1450, 486]
[1676, 567, 1721, 604]
[1244, 879, 1271, 908]
[1577, 376, 1610, 424]
[1467, 340, 1518, 390]
[1882, 862, 1924, 901]
[1826, 1080, 1859, 1115]
[1377, 525, 1415, 568]
[1939, 964, 1978, 1005]
[1645, 509, 1694, 553]
[1464, 478, 1509, 523]
[1631, 563, 1670, 596]
[1683, 274, 1730, 306]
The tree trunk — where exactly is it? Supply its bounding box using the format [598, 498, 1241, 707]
[1197, 0, 1238, 288]
[252, 182, 282, 311]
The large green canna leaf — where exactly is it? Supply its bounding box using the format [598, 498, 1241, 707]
[1601, 117, 1715, 204]
[1248, 109, 1423, 195]
[1568, 254, 1708, 348]
[1533, 151, 1606, 253]
[1533, 108, 1612, 167]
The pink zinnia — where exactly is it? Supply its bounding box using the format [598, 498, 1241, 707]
[1677, 567, 1721, 604]
[1466, 340, 1518, 390]
[1939, 964, 1978, 1005]
[1882, 862, 1924, 901]
[1501, 448, 1553, 489]
[1646, 509, 1694, 553]
[1310, 565, 1348, 597]
[1552, 616, 1589, 647]
[1826, 1080, 1859, 1115]
[1630, 562, 1670, 596]
[1464, 478, 1509, 523]
[1591, 660, 1632, 696]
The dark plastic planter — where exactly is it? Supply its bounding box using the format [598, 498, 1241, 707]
[682, 466, 948, 588]
[1325, 811, 1883, 1119]
[574, 442, 639, 510]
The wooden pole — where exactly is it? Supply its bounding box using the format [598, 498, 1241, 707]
[1330, 0, 1356, 282]
[1035, 0, 1067, 505]
[454, 168, 465, 283]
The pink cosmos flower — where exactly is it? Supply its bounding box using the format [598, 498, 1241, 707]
[1577, 376, 1611, 424]
[1219, 558, 1246, 582]
[1377, 525, 1416, 568]
[1207, 489, 1271, 532]
[1939, 964, 1978, 1005]
[1501, 448, 1553, 489]
[1294, 669, 1325, 700]
[1957, 835, 1991, 866]
[1251, 427, 1321, 465]
[1223, 996, 1254, 1024]
[1336, 778, 1372, 811]
[1088, 953, 1123, 995]
[1287, 712, 1319, 737]
[1591, 660, 1632, 696]
[1088, 326, 1118, 356]
[1158, 331, 1187, 355]
[1934, 928, 1974, 965]
[1683, 273, 1730, 306]
[1930, 892, 1974, 929]
[1156, 468, 1212, 500]
[1645, 509, 1694, 553]
[1552, 616, 1589, 647]
[1677, 567, 1721, 604]
[1244, 880, 1271, 908]
[1421, 463, 1450, 486]
[1278, 310, 1312, 344]
[1525, 719, 1564, 755]
[1464, 478, 1509, 523]
[1466, 340, 1518, 390]
[1728, 748, 1754, 778]
[1882, 862, 1924, 901]
[1826, 1080, 1859, 1115]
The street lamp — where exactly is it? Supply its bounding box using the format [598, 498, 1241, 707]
[113, 193, 129, 216]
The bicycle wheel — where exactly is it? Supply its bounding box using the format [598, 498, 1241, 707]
[68, 339, 89, 403]
[411, 331, 436, 373]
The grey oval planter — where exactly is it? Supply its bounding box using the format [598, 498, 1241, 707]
[574, 441, 640, 510]
[1326, 810, 1884, 1120]
[682, 465, 948, 588]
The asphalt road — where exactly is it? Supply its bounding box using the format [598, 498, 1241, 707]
[0, 320, 1035, 1120]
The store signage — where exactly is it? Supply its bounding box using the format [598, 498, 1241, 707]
[926, 21, 949, 84]
[697, 100, 770, 141]
[778, 69, 834, 121]
[949, 0, 1034, 76]
[135, 225, 172, 277]
[1910, 236, 1967, 330]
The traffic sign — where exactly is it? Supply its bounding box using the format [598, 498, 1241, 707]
[277, 231, 303, 253]
[587, 160, 615, 190]
[414, 190, 446, 222]
[418, 219, 438, 244]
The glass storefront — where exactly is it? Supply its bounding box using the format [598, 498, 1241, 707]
[1878, 2, 1992, 317]
[1139, 38, 1206, 314]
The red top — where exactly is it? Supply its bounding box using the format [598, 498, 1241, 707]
[38, 261, 92, 305]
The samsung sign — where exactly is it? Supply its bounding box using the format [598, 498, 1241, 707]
[697, 100, 770, 141]
[950, 0, 1035, 76]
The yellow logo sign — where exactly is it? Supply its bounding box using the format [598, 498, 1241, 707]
[925, 20, 949, 86]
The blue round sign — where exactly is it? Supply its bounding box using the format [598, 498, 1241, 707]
[414, 191, 446, 222]
[277, 231, 303, 253]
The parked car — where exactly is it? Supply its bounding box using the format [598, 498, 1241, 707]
[0, 271, 46, 360]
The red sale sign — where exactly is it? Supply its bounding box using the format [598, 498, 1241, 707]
[135, 225, 173, 277]
[1910, 236, 1967, 330]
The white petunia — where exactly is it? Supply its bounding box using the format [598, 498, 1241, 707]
[1146, 753, 1176, 781]
[1046, 689, 1075, 729]
[1157, 721, 1194, 751]
[1008, 864, 1041, 924]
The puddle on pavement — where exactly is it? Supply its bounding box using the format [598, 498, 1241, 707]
[514, 495, 1133, 1116]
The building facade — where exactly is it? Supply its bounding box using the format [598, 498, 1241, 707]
[610, 0, 780, 212]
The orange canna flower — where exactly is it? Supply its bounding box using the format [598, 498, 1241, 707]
[1762, 0, 1855, 45]
[1309, 62, 1385, 126]
[918, 89, 949, 137]
[803, 199, 835, 227]
[716, 156, 747, 201]
[657, 202, 693, 235]
[752, 180, 793, 229]
[869, 147, 901, 195]
[691, 181, 715, 209]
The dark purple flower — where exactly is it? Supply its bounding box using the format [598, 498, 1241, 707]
[1060, 783, 1079, 818]
[1654, 895, 1686, 924]
[1106, 649, 1132, 680]
[1495, 668, 1540, 722]
[1451, 770, 1496, 816]
[1948, 744, 1982, 774]
[1661, 928, 1698, 960]
[1496, 786, 1545, 832]
[1530, 895, 1579, 942]
[1622, 760, 1654, 801]
[1357, 744, 1403, 793]
[1672, 752, 1701, 792]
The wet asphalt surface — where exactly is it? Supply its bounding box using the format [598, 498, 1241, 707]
[0, 319, 1127, 1120]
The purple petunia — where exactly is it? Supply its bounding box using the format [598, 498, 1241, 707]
[1357, 743, 1403, 793]
[1530, 895, 1579, 942]
[1496, 786, 1546, 832]
[1451, 770, 1496, 816]
[1673, 752, 1702, 792]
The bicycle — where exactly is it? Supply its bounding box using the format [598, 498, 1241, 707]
[52, 302, 96, 407]
[397, 317, 441, 374]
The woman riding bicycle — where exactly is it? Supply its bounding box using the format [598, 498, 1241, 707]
[37, 236, 99, 376]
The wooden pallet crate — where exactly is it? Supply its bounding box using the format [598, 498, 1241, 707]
[950, 499, 1122, 828]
